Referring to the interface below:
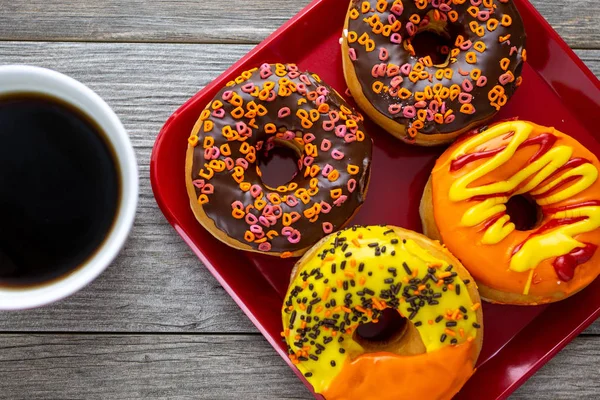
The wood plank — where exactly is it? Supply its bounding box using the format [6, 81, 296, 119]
[0, 0, 598, 48]
[0, 334, 311, 399]
[0, 333, 598, 399]
[512, 335, 600, 399]
[0, 43, 598, 336]
[0, 0, 311, 44]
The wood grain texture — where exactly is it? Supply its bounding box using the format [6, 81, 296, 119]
[0, 0, 597, 48]
[0, 42, 598, 338]
[0, 334, 311, 399]
[0, 333, 598, 399]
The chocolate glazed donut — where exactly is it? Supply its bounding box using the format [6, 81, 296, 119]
[342, 0, 526, 146]
[186, 63, 373, 258]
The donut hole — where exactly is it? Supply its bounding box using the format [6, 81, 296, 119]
[354, 308, 408, 347]
[505, 194, 542, 231]
[411, 30, 454, 66]
[257, 142, 301, 187]
[410, 11, 465, 67]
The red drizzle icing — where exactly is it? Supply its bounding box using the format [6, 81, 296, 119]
[543, 200, 600, 214]
[553, 243, 598, 282]
[450, 132, 557, 172]
[477, 212, 506, 232]
[532, 175, 581, 199]
[512, 217, 588, 256]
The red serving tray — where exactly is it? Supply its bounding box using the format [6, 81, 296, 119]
[150, 0, 600, 398]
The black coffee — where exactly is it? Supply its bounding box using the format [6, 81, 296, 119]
[0, 93, 120, 287]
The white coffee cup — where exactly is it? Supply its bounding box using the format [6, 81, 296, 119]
[0, 65, 138, 310]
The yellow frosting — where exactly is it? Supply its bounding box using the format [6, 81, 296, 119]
[281, 226, 479, 394]
[445, 121, 600, 275]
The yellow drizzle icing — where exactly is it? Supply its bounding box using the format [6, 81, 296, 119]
[281, 226, 479, 394]
[443, 121, 600, 279]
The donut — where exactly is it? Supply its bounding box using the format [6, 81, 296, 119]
[185, 63, 373, 257]
[281, 225, 483, 399]
[341, 0, 526, 146]
[420, 120, 600, 305]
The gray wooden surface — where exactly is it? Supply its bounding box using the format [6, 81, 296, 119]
[0, 1, 598, 399]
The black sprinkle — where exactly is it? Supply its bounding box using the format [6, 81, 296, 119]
[414, 321, 422, 327]
[368, 272, 373, 276]
[473, 323, 481, 329]
[463, 279, 471, 285]
[340, 260, 347, 270]
[451, 338, 458, 345]
[391, 251, 396, 256]
[330, 360, 336, 367]
[368, 243, 378, 248]
[446, 321, 457, 327]
[402, 262, 412, 275]
[384, 229, 394, 235]
[358, 263, 365, 272]
[344, 252, 352, 258]
[391, 239, 398, 244]
[456, 284, 461, 295]
[459, 306, 468, 313]
[435, 315, 443, 323]
[384, 278, 394, 284]
[408, 311, 417, 320]
[305, 372, 313, 377]
[339, 348, 346, 354]
[309, 355, 318, 361]
[440, 334, 447, 343]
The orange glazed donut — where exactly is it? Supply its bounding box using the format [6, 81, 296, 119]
[421, 121, 600, 305]
[342, 0, 526, 145]
[282, 225, 483, 400]
[186, 63, 372, 257]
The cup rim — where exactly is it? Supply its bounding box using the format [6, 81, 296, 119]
[0, 65, 138, 310]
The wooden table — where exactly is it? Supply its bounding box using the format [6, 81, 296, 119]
[0, 1, 598, 398]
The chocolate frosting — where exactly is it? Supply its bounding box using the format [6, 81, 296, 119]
[189, 64, 373, 255]
[345, 0, 526, 139]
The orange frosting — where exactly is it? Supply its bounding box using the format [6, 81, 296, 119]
[431, 121, 600, 300]
[322, 342, 476, 400]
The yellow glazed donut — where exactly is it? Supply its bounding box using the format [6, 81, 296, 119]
[282, 225, 483, 400]
[421, 120, 600, 304]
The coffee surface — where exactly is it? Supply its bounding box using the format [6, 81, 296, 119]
[0, 93, 120, 286]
